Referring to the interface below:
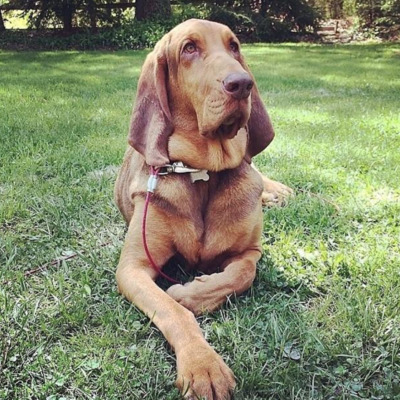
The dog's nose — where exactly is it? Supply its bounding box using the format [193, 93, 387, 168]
[223, 72, 254, 100]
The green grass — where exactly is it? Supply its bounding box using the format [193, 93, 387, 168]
[1, 43, 400, 399]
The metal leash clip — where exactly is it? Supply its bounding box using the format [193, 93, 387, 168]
[170, 161, 202, 174]
[158, 162, 209, 183]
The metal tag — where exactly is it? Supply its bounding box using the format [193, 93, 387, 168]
[190, 170, 209, 183]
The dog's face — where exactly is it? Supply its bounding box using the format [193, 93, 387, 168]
[166, 19, 252, 139]
[129, 19, 274, 167]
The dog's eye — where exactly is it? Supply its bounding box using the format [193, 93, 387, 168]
[230, 41, 239, 53]
[183, 42, 197, 54]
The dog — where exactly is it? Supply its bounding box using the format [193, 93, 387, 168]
[114, 19, 292, 400]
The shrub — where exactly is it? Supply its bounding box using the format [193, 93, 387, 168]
[0, 20, 174, 51]
[252, 14, 293, 42]
[208, 6, 256, 36]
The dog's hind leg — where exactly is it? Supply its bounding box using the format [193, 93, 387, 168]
[251, 163, 294, 207]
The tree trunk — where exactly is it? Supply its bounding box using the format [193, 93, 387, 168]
[0, 9, 6, 32]
[88, 0, 97, 32]
[260, 0, 268, 16]
[63, 12, 73, 32]
[135, 0, 171, 21]
[329, 0, 344, 19]
[61, 2, 74, 32]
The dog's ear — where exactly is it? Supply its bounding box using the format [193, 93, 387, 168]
[128, 38, 173, 167]
[241, 64, 275, 161]
[247, 85, 275, 159]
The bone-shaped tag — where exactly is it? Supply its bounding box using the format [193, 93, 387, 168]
[190, 170, 209, 183]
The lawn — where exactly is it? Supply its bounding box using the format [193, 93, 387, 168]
[1, 43, 400, 399]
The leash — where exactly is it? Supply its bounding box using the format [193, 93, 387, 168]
[142, 166, 180, 284]
[143, 163, 210, 283]
[142, 163, 209, 283]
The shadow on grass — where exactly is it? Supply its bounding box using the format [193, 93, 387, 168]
[0, 50, 147, 95]
[1, 44, 400, 400]
[1, 43, 399, 98]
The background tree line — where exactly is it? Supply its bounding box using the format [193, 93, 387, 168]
[0, 0, 399, 41]
[0, 1, 172, 32]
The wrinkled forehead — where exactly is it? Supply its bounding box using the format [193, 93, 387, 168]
[168, 19, 237, 51]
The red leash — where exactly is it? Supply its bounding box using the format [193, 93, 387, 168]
[142, 166, 180, 284]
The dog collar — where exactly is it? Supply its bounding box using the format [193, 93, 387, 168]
[158, 161, 209, 183]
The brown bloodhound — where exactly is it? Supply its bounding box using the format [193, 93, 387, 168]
[115, 19, 292, 400]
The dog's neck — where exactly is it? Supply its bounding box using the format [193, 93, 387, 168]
[168, 127, 248, 172]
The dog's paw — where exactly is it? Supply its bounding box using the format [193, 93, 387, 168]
[176, 340, 235, 400]
[261, 177, 294, 207]
[166, 277, 222, 315]
[167, 282, 202, 315]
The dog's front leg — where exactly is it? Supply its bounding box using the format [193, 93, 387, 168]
[116, 205, 235, 400]
[167, 249, 261, 316]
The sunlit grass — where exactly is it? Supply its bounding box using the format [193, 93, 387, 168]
[1, 43, 400, 399]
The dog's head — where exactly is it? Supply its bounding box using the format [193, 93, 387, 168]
[129, 19, 274, 167]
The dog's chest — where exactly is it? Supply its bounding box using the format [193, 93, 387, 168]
[156, 163, 263, 267]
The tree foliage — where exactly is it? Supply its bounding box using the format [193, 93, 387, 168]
[1, 0, 172, 31]
[180, 0, 320, 40]
[3, 0, 130, 32]
[135, 0, 171, 21]
[1, 0, 398, 38]
[313, 0, 400, 27]
[355, 0, 400, 27]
